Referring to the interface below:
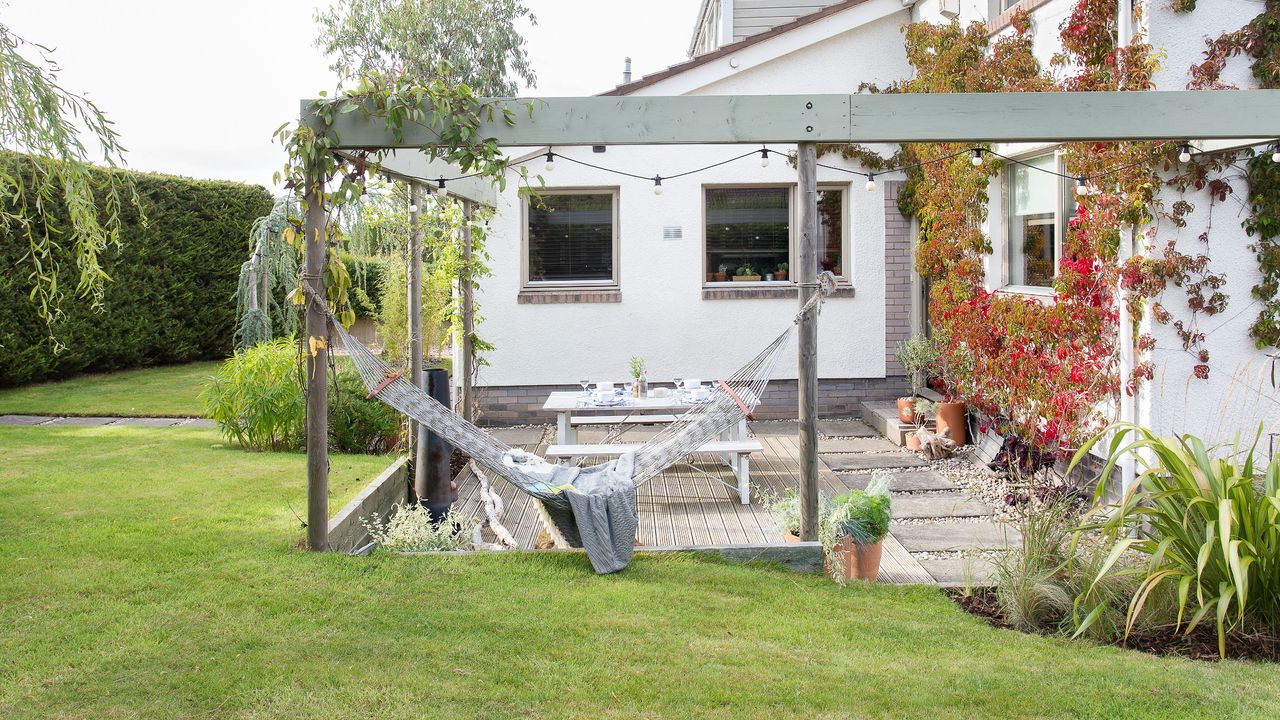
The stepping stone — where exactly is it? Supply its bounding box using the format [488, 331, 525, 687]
[817, 419, 877, 437]
[843, 470, 956, 492]
[0, 414, 54, 426]
[891, 521, 1021, 552]
[112, 417, 185, 427]
[891, 494, 993, 520]
[488, 426, 547, 445]
[749, 421, 798, 437]
[44, 416, 118, 426]
[919, 558, 997, 588]
[821, 452, 927, 471]
[819, 436, 898, 453]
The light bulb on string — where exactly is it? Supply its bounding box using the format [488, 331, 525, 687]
[436, 176, 447, 197]
[408, 203, 419, 214]
[544, 149, 555, 172]
[1075, 176, 1088, 196]
[1272, 144, 1280, 163]
[1178, 143, 1192, 163]
[971, 148, 983, 167]
[759, 147, 770, 168]
[653, 175, 663, 196]
[865, 173, 876, 192]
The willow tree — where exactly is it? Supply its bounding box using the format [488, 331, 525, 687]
[0, 21, 137, 339]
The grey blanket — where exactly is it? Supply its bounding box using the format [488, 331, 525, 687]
[503, 451, 639, 573]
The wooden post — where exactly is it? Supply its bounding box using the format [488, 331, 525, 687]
[303, 171, 329, 551]
[797, 142, 820, 541]
[408, 182, 429, 500]
[459, 201, 476, 422]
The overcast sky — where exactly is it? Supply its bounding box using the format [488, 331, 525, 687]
[2, 0, 698, 188]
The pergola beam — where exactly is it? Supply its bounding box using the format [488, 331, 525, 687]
[307, 91, 1280, 148]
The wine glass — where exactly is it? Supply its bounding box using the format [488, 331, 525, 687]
[672, 376, 683, 400]
[579, 377, 591, 396]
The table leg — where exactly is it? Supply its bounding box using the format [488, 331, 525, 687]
[557, 412, 573, 445]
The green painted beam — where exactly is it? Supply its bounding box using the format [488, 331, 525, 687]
[303, 91, 1280, 148]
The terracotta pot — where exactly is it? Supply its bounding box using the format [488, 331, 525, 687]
[905, 430, 922, 452]
[935, 401, 967, 446]
[784, 532, 800, 543]
[896, 397, 915, 423]
[775, 271, 788, 281]
[824, 536, 883, 581]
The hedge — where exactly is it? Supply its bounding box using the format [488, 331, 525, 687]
[0, 151, 274, 386]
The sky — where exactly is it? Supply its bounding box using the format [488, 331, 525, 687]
[2, 0, 700, 188]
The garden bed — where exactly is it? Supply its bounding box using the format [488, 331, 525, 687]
[950, 589, 1280, 663]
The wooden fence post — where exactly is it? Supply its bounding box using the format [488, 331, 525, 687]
[408, 182, 429, 501]
[797, 142, 820, 542]
[304, 171, 329, 551]
[460, 201, 475, 422]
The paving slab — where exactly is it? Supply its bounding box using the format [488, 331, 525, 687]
[748, 421, 799, 437]
[44, 416, 118, 426]
[891, 494, 993, 520]
[891, 521, 1021, 552]
[112, 417, 185, 427]
[0, 414, 55, 426]
[488, 426, 547, 445]
[842, 470, 956, 492]
[817, 418, 878, 437]
[819, 436, 898, 453]
[919, 558, 997, 588]
[821, 452, 928, 471]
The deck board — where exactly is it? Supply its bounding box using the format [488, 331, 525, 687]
[449, 426, 936, 583]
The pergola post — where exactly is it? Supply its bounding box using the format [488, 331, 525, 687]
[797, 142, 820, 541]
[459, 200, 476, 422]
[408, 182, 429, 501]
[303, 170, 329, 551]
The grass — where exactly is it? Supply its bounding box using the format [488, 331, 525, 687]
[0, 361, 223, 417]
[1, 426, 1278, 719]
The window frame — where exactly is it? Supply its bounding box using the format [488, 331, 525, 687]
[999, 149, 1065, 295]
[699, 182, 852, 288]
[521, 186, 621, 290]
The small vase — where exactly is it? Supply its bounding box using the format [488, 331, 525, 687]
[905, 430, 923, 452]
[935, 401, 967, 445]
[897, 397, 915, 423]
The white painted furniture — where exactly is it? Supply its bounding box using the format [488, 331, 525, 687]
[545, 440, 763, 504]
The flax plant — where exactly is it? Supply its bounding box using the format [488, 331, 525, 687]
[1070, 423, 1280, 658]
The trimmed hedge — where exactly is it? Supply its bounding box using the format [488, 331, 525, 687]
[0, 152, 274, 386]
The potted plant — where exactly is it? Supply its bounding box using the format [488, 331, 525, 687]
[761, 488, 804, 541]
[629, 355, 648, 398]
[904, 398, 935, 452]
[732, 264, 760, 282]
[775, 262, 789, 282]
[709, 262, 731, 283]
[821, 473, 892, 583]
[894, 334, 938, 423]
[929, 331, 968, 445]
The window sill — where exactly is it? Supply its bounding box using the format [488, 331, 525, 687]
[518, 288, 621, 304]
[702, 284, 855, 300]
[996, 285, 1056, 304]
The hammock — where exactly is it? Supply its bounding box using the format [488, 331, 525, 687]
[315, 273, 837, 572]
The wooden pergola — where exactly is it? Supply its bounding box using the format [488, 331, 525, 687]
[299, 90, 1280, 551]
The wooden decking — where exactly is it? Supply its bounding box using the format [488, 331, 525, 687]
[453, 426, 933, 584]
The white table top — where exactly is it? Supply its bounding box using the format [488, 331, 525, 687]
[541, 389, 712, 413]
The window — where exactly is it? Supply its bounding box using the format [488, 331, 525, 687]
[703, 185, 847, 284]
[1005, 154, 1065, 288]
[525, 190, 617, 286]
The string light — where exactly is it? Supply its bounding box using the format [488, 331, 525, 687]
[759, 147, 770, 168]
[408, 203, 418, 213]
[436, 176, 447, 197]
[865, 173, 876, 192]
[1075, 176, 1088, 196]
[971, 148, 983, 166]
[1178, 143, 1193, 163]
[1272, 144, 1280, 163]
[544, 149, 555, 172]
[653, 175, 663, 195]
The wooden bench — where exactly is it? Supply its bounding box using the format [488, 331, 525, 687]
[545, 439, 763, 504]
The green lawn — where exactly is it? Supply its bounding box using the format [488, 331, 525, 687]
[1, 426, 1277, 719]
[0, 361, 223, 417]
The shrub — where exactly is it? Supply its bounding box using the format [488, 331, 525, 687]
[821, 473, 892, 582]
[341, 252, 390, 320]
[201, 338, 305, 451]
[1071, 424, 1280, 658]
[363, 503, 479, 552]
[0, 150, 273, 386]
[894, 334, 938, 396]
[329, 367, 401, 454]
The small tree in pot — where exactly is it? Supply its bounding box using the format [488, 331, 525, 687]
[821, 472, 892, 583]
[894, 334, 938, 423]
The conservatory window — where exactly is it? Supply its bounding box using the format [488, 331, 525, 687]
[524, 190, 618, 287]
[1005, 154, 1063, 289]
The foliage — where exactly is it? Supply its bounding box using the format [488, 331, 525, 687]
[340, 251, 390, 320]
[314, 0, 537, 97]
[362, 502, 479, 553]
[201, 338, 306, 451]
[758, 487, 822, 537]
[821, 473, 892, 583]
[1071, 424, 1280, 658]
[894, 334, 937, 396]
[235, 196, 301, 350]
[629, 355, 646, 380]
[0, 151, 273, 386]
[329, 367, 401, 454]
[1244, 148, 1280, 347]
[0, 21, 139, 334]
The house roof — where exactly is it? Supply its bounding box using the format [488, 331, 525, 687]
[600, 0, 876, 97]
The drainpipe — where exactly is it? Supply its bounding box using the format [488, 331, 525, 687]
[1116, 0, 1138, 497]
